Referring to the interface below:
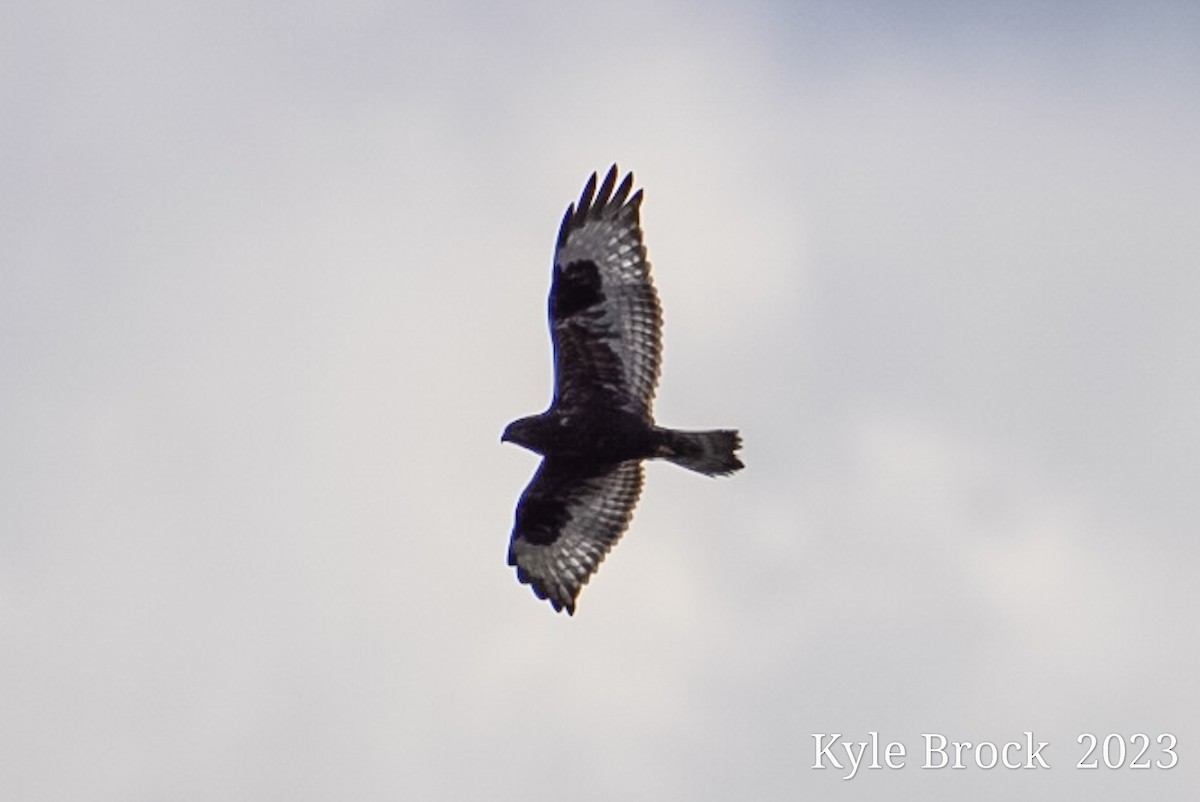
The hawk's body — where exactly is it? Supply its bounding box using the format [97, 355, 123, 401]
[503, 166, 742, 614]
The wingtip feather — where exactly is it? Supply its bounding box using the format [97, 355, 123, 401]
[596, 165, 618, 207]
[577, 171, 599, 217]
[557, 165, 643, 248]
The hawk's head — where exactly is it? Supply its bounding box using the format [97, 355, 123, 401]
[501, 415, 553, 455]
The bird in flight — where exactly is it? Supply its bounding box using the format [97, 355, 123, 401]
[502, 166, 743, 614]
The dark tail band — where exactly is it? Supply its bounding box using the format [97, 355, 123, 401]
[656, 428, 744, 476]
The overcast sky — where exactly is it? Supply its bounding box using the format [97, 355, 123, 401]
[3, 2, 1198, 799]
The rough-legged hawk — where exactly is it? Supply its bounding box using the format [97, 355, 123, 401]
[502, 166, 743, 614]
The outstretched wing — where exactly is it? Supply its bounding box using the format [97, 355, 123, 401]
[507, 459, 644, 614]
[550, 166, 663, 420]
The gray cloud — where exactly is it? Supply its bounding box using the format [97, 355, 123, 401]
[2, 1, 1197, 799]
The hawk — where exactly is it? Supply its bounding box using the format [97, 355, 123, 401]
[502, 166, 743, 614]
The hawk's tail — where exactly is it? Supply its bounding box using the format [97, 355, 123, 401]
[655, 428, 744, 476]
